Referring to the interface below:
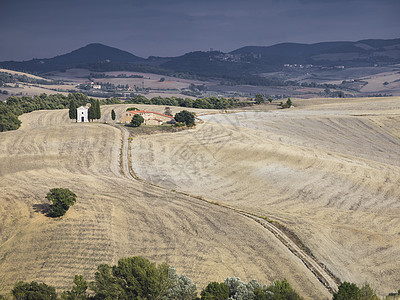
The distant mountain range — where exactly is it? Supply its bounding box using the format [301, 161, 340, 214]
[1, 38, 400, 77]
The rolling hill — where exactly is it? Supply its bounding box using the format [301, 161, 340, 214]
[230, 38, 400, 67]
[1, 38, 399, 76]
[0, 43, 144, 73]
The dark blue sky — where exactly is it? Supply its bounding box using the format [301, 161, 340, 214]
[0, 0, 399, 61]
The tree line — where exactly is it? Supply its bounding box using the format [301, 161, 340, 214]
[0, 71, 63, 87]
[0, 93, 96, 132]
[111, 95, 254, 109]
[0, 93, 257, 132]
[2, 256, 305, 300]
[3, 255, 392, 299]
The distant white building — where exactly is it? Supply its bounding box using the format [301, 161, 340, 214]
[77, 104, 90, 122]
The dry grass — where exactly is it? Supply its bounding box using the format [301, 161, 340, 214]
[0, 105, 330, 299]
[131, 96, 400, 297]
[0, 68, 51, 81]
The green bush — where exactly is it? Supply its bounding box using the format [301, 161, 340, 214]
[12, 281, 57, 300]
[201, 281, 229, 300]
[130, 114, 144, 127]
[175, 110, 196, 127]
[46, 188, 77, 217]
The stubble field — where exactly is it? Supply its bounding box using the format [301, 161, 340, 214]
[131, 97, 400, 297]
[0, 105, 330, 298]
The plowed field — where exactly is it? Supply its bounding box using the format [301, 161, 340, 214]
[0, 105, 330, 298]
[131, 97, 400, 296]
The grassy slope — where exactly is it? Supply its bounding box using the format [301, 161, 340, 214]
[130, 97, 400, 297]
[0, 105, 329, 299]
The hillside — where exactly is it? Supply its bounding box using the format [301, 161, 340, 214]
[1, 38, 399, 76]
[231, 38, 400, 67]
[0, 105, 330, 299]
[0, 43, 144, 73]
[130, 97, 400, 297]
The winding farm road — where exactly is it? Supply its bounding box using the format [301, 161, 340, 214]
[118, 125, 339, 294]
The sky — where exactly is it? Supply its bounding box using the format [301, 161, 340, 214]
[0, 0, 399, 61]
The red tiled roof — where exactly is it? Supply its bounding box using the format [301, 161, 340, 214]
[127, 110, 174, 119]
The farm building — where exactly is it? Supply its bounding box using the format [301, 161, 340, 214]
[77, 104, 90, 122]
[122, 110, 174, 125]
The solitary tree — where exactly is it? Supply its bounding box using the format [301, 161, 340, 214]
[255, 94, 265, 104]
[68, 99, 77, 121]
[175, 110, 195, 127]
[95, 99, 101, 120]
[131, 114, 144, 127]
[46, 188, 77, 217]
[88, 103, 95, 122]
[111, 109, 116, 121]
[164, 106, 172, 116]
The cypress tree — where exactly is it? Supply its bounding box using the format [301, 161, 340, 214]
[111, 109, 116, 121]
[88, 103, 95, 122]
[95, 99, 101, 120]
[68, 99, 77, 120]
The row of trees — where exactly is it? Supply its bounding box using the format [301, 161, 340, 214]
[0, 93, 96, 132]
[118, 95, 254, 110]
[0, 92, 268, 132]
[4, 256, 304, 300]
[0, 71, 63, 87]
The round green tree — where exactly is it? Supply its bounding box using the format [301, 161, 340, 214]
[255, 94, 265, 104]
[131, 114, 144, 127]
[46, 188, 77, 217]
[174, 110, 195, 127]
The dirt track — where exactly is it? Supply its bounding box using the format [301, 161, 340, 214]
[0, 105, 330, 299]
[131, 97, 400, 297]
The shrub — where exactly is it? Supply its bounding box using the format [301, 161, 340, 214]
[281, 98, 292, 109]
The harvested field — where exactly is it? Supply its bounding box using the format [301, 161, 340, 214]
[131, 96, 400, 297]
[0, 105, 330, 299]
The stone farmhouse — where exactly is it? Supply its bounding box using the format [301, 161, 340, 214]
[121, 110, 174, 125]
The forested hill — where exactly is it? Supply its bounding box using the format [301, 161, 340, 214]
[229, 38, 400, 67]
[0, 43, 144, 73]
[158, 38, 400, 75]
[1, 38, 399, 75]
